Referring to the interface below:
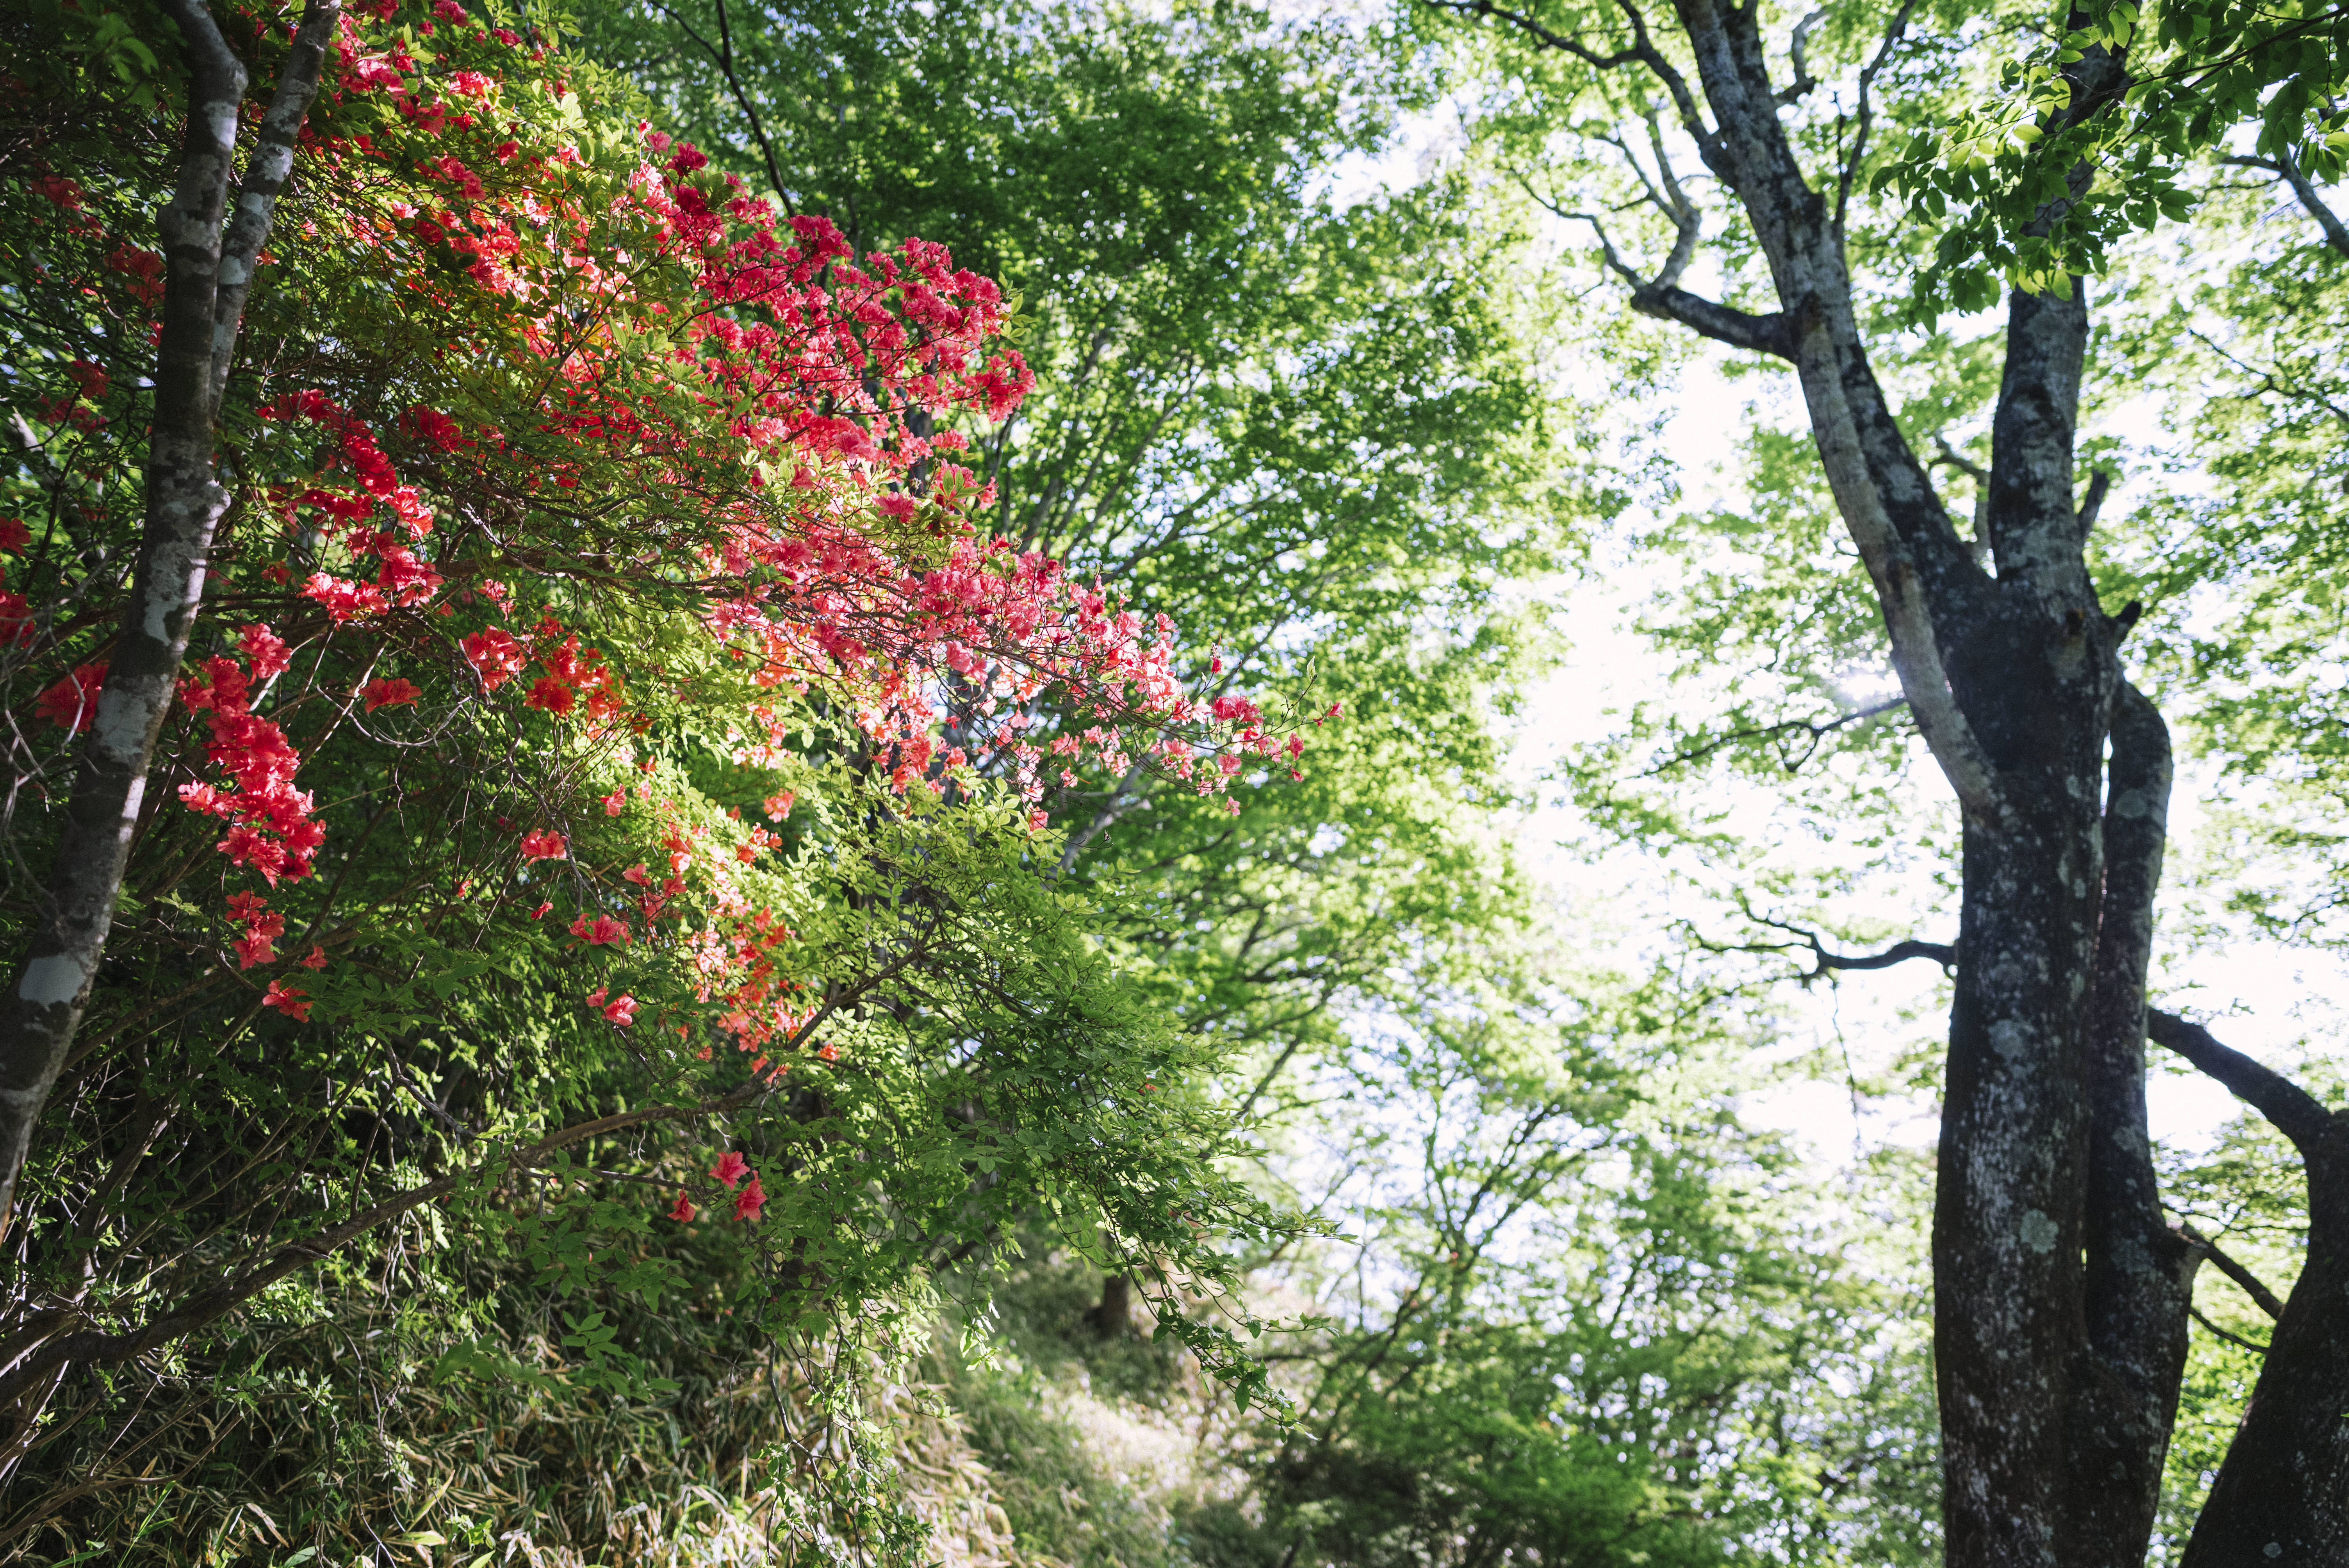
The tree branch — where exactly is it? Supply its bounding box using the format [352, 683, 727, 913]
[1696, 915, 1954, 980]
[2076, 467, 2112, 534]
[1837, 0, 1920, 233]
[1632, 283, 1799, 359]
[210, 0, 340, 406]
[2189, 1304, 2270, 1356]
[1776, 9, 1824, 105]
[2178, 1224, 2288, 1319]
[2224, 152, 2349, 259]
[1637, 695, 1906, 776]
[0, 0, 340, 1243]
[1422, 0, 1712, 141]
[2146, 1009, 2336, 1158]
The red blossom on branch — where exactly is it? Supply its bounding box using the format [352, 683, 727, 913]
[262, 981, 312, 1021]
[361, 677, 421, 711]
[733, 1172, 766, 1222]
[35, 663, 105, 731]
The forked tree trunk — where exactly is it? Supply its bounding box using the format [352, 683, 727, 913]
[1441, 0, 2349, 1556]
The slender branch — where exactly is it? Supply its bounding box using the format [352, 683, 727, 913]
[2188, 326, 2349, 429]
[1421, 0, 1711, 142]
[708, 0, 793, 211]
[2178, 1223, 2288, 1319]
[638, 0, 793, 209]
[1837, 0, 1921, 232]
[2224, 151, 2349, 258]
[1637, 695, 1906, 777]
[2189, 1304, 2270, 1356]
[1777, 9, 1825, 105]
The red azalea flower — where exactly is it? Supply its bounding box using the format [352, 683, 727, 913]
[262, 981, 311, 1021]
[711, 1151, 750, 1189]
[362, 677, 421, 711]
[667, 1189, 696, 1222]
[733, 1173, 766, 1222]
[524, 675, 574, 714]
[520, 829, 567, 860]
[35, 663, 106, 731]
[568, 913, 628, 945]
[602, 994, 638, 1026]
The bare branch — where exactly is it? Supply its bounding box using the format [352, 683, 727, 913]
[1632, 283, 1800, 359]
[2178, 1223, 2289, 1319]
[1694, 914, 1954, 982]
[1928, 434, 1993, 561]
[2146, 1009, 2336, 1158]
[2224, 152, 2349, 259]
[1638, 695, 1906, 776]
[2188, 326, 2349, 430]
[2076, 468, 2112, 534]
[1838, 0, 1921, 232]
[1423, 0, 1713, 143]
[2190, 1304, 2270, 1356]
[1777, 9, 1825, 105]
[639, 0, 794, 210]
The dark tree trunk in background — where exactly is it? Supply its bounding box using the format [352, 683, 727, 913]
[1435, 0, 2349, 1559]
[1091, 1274, 1136, 1338]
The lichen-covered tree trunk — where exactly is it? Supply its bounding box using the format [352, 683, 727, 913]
[1576, 0, 2210, 1558]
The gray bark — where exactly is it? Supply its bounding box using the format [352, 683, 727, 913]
[0, 0, 342, 1238]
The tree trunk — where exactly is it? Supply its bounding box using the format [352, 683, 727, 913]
[0, 0, 340, 1237]
[2153, 1014, 2349, 1566]
[1437, 0, 2349, 1552]
[1091, 1273, 1136, 1338]
[1580, 2, 2194, 1560]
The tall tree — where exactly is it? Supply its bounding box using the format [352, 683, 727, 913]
[1426, 0, 2349, 1559]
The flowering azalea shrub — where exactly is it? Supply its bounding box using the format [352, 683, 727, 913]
[0, 0, 1294, 1541]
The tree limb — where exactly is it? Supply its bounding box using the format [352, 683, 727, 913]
[642, 0, 794, 211]
[1837, 0, 1920, 232]
[2189, 1304, 2270, 1356]
[2224, 152, 2349, 259]
[1423, 0, 1712, 141]
[2146, 1009, 2336, 1158]
[1636, 695, 1906, 777]
[2178, 1224, 2288, 1319]
[1776, 9, 1825, 105]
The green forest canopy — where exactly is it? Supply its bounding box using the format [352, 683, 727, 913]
[0, 0, 2344, 1562]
